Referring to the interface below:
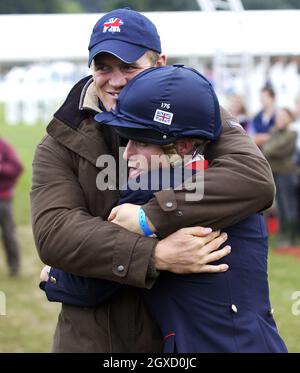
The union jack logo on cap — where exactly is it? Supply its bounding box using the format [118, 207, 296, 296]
[103, 18, 124, 33]
[153, 109, 173, 126]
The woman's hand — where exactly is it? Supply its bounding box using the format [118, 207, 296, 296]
[108, 203, 156, 235]
[40, 265, 51, 282]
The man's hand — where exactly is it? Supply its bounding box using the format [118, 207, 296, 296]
[40, 265, 51, 282]
[154, 227, 230, 274]
[108, 203, 156, 234]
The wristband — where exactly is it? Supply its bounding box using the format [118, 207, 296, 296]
[138, 207, 157, 237]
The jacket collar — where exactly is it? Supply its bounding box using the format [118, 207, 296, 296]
[47, 76, 119, 168]
[79, 77, 102, 113]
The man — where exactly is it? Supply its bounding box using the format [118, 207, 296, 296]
[250, 86, 277, 148]
[290, 94, 300, 232]
[0, 136, 23, 276]
[31, 8, 275, 352]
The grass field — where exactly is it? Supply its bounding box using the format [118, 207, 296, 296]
[0, 118, 60, 352]
[0, 119, 299, 352]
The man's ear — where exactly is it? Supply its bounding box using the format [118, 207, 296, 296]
[175, 138, 195, 156]
[155, 54, 167, 67]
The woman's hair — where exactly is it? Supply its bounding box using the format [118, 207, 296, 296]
[162, 138, 210, 167]
[228, 94, 248, 116]
[161, 143, 183, 167]
[280, 107, 295, 124]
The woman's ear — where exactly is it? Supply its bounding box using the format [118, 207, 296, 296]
[175, 138, 195, 156]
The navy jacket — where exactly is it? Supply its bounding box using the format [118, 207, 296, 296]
[141, 213, 287, 352]
[40, 166, 287, 352]
[251, 111, 276, 134]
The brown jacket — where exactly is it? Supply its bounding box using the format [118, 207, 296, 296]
[262, 127, 297, 174]
[31, 76, 275, 352]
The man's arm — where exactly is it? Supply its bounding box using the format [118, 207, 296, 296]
[143, 108, 275, 238]
[262, 130, 297, 158]
[31, 135, 158, 288]
[31, 135, 230, 288]
[38, 229, 230, 309]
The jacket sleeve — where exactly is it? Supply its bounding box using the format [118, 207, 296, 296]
[31, 135, 158, 289]
[143, 109, 275, 237]
[262, 130, 297, 159]
[41, 267, 122, 307]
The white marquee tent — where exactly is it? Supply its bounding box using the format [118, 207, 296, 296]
[1, 10, 299, 124]
[0, 10, 299, 63]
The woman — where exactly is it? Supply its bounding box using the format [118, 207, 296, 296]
[262, 108, 298, 246]
[40, 66, 287, 353]
[227, 94, 249, 132]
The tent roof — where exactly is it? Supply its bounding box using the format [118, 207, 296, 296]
[0, 10, 299, 62]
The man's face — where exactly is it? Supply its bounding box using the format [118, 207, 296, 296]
[275, 108, 292, 130]
[260, 90, 275, 110]
[92, 52, 164, 111]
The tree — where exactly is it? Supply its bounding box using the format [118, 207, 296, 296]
[78, 0, 199, 12]
[242, 0, 300, 10]
[0, 0, 82, 14]
[2, 0, 300, 14]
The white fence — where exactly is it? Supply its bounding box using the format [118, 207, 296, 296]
[0, 62, 89, 125]
[0, 58, 299, 125]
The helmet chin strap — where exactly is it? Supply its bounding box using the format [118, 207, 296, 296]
[192, 140, 210, 158]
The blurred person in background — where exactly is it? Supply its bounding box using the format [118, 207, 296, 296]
[227, 94, 250, 132]
[290, 95, 300, 162]
[290, 94, 300, 233]
[262, 108, 298, 247]
[0, 136, 23, 276]
[249, 86, 277, 148]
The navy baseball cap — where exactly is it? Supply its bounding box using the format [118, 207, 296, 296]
[95, 65, 222, 145]
[88, 8, 161, 67]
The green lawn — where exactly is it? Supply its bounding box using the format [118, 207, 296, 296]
[0, 226, 60, 352]
[268, 249, 300, 352]
[0, 119, 60, 352]
[0, 229, 299, 352]
[0, 119, 299, 352]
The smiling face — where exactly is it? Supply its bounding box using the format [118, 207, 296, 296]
[92, 51, 166, 111]
[122, 138, 197, 179]
[123, 140, 170, 179]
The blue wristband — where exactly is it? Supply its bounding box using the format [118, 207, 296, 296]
[138, 208, 156, 237]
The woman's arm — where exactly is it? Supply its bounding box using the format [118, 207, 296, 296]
[39, 266, 122, 307]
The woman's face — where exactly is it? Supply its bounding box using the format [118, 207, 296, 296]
[228, 96, 244, 117]
[275, 109, 293, 130]
[123, 140, 170, 179]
